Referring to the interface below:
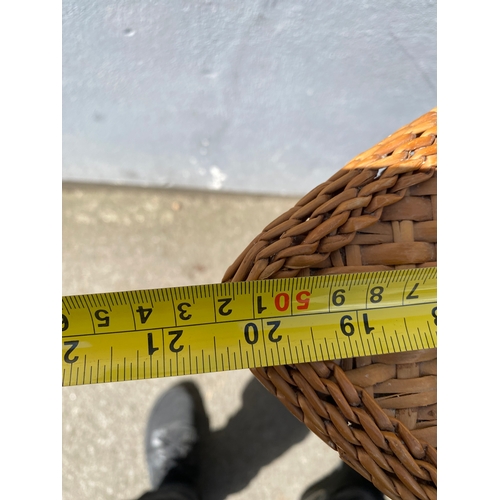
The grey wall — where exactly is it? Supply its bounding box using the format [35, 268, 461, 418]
[63, 0, 436, 196]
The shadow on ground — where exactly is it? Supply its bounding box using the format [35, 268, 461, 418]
[198, 378, 310, 500]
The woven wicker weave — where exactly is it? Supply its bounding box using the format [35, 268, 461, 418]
[222, 109, 437, 500]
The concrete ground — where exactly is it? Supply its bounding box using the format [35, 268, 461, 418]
[62, 182, 345, 500]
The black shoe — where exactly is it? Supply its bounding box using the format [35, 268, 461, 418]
[301, 462, 385, 500]
[145, 382, 209, 495]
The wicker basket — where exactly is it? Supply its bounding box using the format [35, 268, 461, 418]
[222, 109, 437, 500]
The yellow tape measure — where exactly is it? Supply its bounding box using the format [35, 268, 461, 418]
[62, 267, 437, 387]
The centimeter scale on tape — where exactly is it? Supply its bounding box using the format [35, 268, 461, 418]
[62, 267, 437, 387]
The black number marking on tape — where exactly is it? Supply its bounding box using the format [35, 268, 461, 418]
[244, 321, 282, 345]
[256, 296, 267, 314]
[95, 309, 110, 327]
[148, 333, 159, 356]
[332, 289, 346, 307]
[62, 314, 69, 332]
[63, 340, 79, 364]
[218, 298, 233, 316]
[137, 306, 153, 324]
[267, 320, 282, 343]
[168, 330, 184, 353]
[406, 283, 419, 300]
[362, 313, 375, 335]
[340, 315, 355, 337]
[244, 322, 259, 345]
[177, 303, 192, 321]
[369, 287, 384, 304]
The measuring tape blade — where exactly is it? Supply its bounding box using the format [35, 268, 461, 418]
[62, 267, 437, 387]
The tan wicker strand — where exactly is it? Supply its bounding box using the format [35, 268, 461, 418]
[222, 109, 437, 500]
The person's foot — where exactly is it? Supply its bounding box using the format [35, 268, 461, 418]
[145, 382, 209, 495]
[300, 461, 384, 500]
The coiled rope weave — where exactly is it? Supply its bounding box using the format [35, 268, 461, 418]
[222, 109, 437, 500]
